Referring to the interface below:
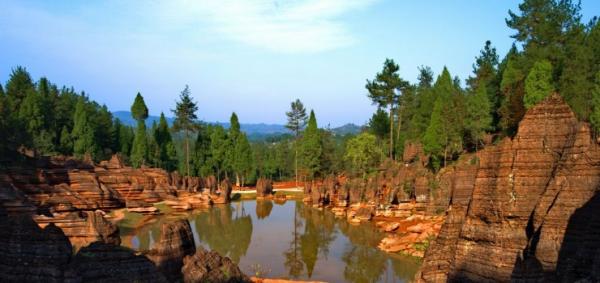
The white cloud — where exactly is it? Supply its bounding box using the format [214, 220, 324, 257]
[155, 0, 378, 53]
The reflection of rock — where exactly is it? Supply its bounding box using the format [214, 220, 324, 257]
[67, 242, 168, 282]
[145, 220, 196, 281]
[182, 248, 251, 283]
[256, 178, 274, 198]
[256, 200, 274, 219]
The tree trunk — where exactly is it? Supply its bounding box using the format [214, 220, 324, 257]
[236, 173, 240, 187]
[185, 130, 190, 176]
[397, 105, 403, 155]
[389, 106, 394, 160]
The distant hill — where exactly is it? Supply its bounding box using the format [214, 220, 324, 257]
[113, 111, 287, 136]
[330, 123, 362, 136]
[113, 111, 361, 138]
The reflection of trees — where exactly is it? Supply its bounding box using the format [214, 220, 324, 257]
[342, 245, 388, 283]
[283, 202, 304, 278]
[337, 213, 388, 283]
[390, 254, 421, 282]
[193, 204, 253, 263]
[255, 200, 273, 219]
[299, 203, 337, 277]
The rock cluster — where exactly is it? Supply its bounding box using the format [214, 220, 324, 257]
[416, 94, 600, 282]
[182, 249, 251, 283]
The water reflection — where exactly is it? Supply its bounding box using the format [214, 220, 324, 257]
[117, 200, 420, 283]
[192, 203, 253, 263]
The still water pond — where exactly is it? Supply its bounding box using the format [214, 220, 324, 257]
[117, 200, 420, 283]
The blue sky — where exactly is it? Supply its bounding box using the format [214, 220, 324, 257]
[0, 1, 598, 126]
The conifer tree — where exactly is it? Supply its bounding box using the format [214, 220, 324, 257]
[172, 85, 198, 176]
[524, 60, 554, 109]
[299, 110, 322, 180]
[19, 89, 55, 154]
[130, 93, 149, 167]
[285, 99, 308, 187]
[366, 59, 409, 159]
[72, 98, 98, 159]
[368, 108, 389, 139]
[193, 123, 213, 177]
[499, 56, 526, 136]
[154, 113, 177, 171]
[208, 125, 230, 181]
[590, 72, 600, 135]
[465, 84, 492, 151]
[423, 67, 463, 169]
[233, 132, 253, 186]
[5, 66, 34, 112]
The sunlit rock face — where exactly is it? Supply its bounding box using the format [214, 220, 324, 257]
[256, 178, 274, 198]
[417, 94, 600, 282]
[182, 249, 251, 283]
[145, 220, 196, 281]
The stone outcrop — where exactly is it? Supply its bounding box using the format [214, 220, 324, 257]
[256, 178, 274, 198]
[182, 249, 251, 283]
[145, 220, 196, 281]
[416, 94, 600, 282]
[66, 242, 168, 283]
[0, 205, 167, 283]
[34, 210, 120, 249]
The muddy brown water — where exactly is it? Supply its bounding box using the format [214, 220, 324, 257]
[117, 199, 420, 283]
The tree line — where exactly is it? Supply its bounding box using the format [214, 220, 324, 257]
[362, 0, 600, 171]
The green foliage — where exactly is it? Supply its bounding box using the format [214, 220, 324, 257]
[285, 99, 308, 136]
[208, 125, 231, 180]
[423, 67, 464, 169]
[344, 132, 381, 178]
[5, 66, 34, 111]
[368, 108, 389, 139]
[72, 98, 99, 159]
[152, 113, 177, 171]
[524, 60, 554, 109]
[18, 88, 55, 154]
[499, 55, 526, 136]
[172, 85, 198, 176]
[366, 59, 410, 159]
[467, 40, 500, 130]
[193, 123, 213, 177]
[130, 92, 148, 121]
[590, 72, 600, 134]
[465, 84, 492, 150]
[130, 121, 148, 168]
[299, 110, 322, 179]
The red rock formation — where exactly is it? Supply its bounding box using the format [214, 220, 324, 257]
[417, 94, 600, 282]
[182, 248, 251, 283]
[145, 220, 196, 281]
[256, 178, 274, 198]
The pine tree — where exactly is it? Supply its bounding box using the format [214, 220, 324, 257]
[366, 59, 409, 159]
[285, 99, 308, 187]
[154, 113, 177, 171]
[208, 125, 230, 181]
[465, 84, 492, 151]
[423, 67, 464, 169]
[299, 110, 322, 180]
[72, 98, 98, 159]
[499, 55, 526, 136]
[233, 132, 253, 186]
[5, 66, 34, 112]
[130, 93, 149, 167]
[193, 123, 213, 177]
[409, 66, 436, 140]
[172, 85, 198, 176]
[524, 60, 554, 109]
[467, 40, 500, 130]
[18, 88, 55, 154]
[590, 72, 600, 135]
[368, 108, 390, 139]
